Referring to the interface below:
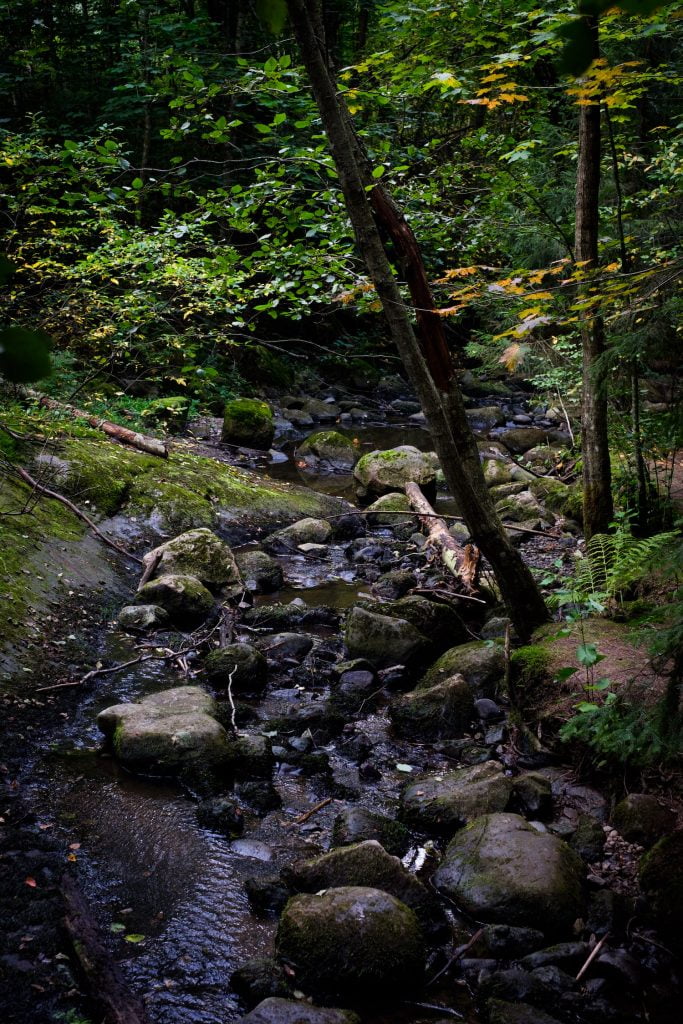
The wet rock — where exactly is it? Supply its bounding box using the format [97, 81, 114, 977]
[140, 528, 241, 592]
[520, 942, 588, 971]
[365, 492, 417, 529]
[611, 793, 676, 848]
[486, 998, 564, 1024]
[511, 772, 553, 820]
[245, 877, 291, 916]
[276, 886, 425, 1001]
[418, 639, 505, 697]
[400, 762, 512, 833]
[204, 643, 268, 696]
[479, 968, 547, 1005]
[237, 780, 282, 814]
[331, 670, 380, 714]
[465, 405, 506, 431]
[295, 431, 357, 472]
[243, 602, 338, 630]
[330, 512, 365, 540]
[97, 686, 229, 778]
[196, 797, 245, 837]
[570, 815, 605, 863]
[235, 550, 284, 593]
[222, 398, 275, 449]
[135, 573, 215, 625]
[263, 518, 333, 552]
[432, 813, 586, 935]
[594, 948, 642, 987]
[117, 604, 169, 631]
[353, 445, 436, 501]
[224, 732, 273, 778]
[638, 829, 683, 948]
[332, 806, 410, 857]
[237, 997, 358, 1024]
[476, 925, 546, 959]
[374, 595, 468, 651]
[373, 569, 417, 599]
[283, 841, 444, 937]
[475, 698, 503, 721]
[389, 675, 474, 741]
[495, 490, 553, 524]
[231, 958, 291, 1009]
[499, 427, 567, 455]
[302, 398, 341, 422]
[344, 606, 429, 668]
[287, 410, 315, 429]
[480, 616, 511, 639]
[257, 633, 314, 663]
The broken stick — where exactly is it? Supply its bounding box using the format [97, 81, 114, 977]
[404, 480, 480, 591]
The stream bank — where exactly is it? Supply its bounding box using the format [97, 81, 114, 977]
[1, 379, 680, 1024]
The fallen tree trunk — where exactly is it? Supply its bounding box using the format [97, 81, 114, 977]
[61, 873, 148, 1024]
[27, 390, 168, 458]
[404, 480, 480, 592]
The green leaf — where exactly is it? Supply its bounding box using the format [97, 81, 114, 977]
[0, 327, 52, 383]
[131, 177, 144, 190]
[575, 701, 600, 713]
[256, 0, 287, 34]
[371, 165, 385, 179]
[110, 923, 126, 933]
[576, 642, 604, 667]
[124, 933, 146, 944]
[273, 112, 286, 126]
[555, 666, 577, 683]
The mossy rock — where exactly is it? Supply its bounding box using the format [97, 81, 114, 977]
[344, 606, 429, 668]
[353, 445, 436, 502]
[483, 458, 513, 488]
[295, 431, 357, 472]
[389, 675, 474, 741]
[528, 478, 583, 523]
[432, 813, 586, 936]
[135, 573, 215, 625]
[495, 489, 551, 524]
[235, 549, 284, 593]
[400, 762, 513, 833]
[418, 639, 505, 697]
[365, 492, 416, 529]
[238, 998, 359, 1024]
[465, 405, 507, 431]
[263, 517, 333, 551]
[638, 830, 683, 948]
[222, 398, 274, 449]
[612, 793, 676, 848]
[141, 528, 241, 593]
[332, 806, 410, 857]
[500, 427, 568, 455]
[366, 594, 468, 652]
[276, 886, 425, 1001]
[204, 643, 268, 696]
[224, 731, 274, 778]
[282, 841, 445, 937]
[118, 604, 170, 631]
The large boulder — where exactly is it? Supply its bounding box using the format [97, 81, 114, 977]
[96, 686, 229, 778]
[465, 405, 507, 432]
[235, 549, 284, 593]
[418, 639, 505, 697]
[140, 528, 241, 593]
[276, 886, 425, 1001]
[204, 643, 268, 696]
[301, 398, 340, 422]
[237, 998, 359, 1024]
[263, 518, 333, 552]
[432, 813, 586, 936]
[499, 427, 567, 455]
[495, 490, 553, 524]
[400, 762, 512, 833]
[222, 398, 275, 449]
[282, 841, 444, 936]
[612, 793, 676, 848]
[344, 606, 429, 668]
[134, 573, 215, 625]
[353, 445, 436, 501]
[371, 595, 468, 652]
[332, 806, 410, 857]
[389, 675, 474, 741]
[295, 431, 357, 473]
[638, 829, 683, 947]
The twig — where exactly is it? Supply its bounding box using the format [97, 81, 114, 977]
[402, 1003, 463, 1019]
[555, 389, 576, 447]
[226, 664, 239, 736]
[428, 927, 485, 986]
[14, 465, 143, 564]
[412, 587, 487, 605]
[324, 509, 560, 538]
[576, 932, 610, 982]
[137, 550, 161, 590]
[285, 797, 332, 827]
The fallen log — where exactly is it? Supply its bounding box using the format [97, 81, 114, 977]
[404, 480, 480, 592]
[27, 390, 168, 458]
[61, 873, 148, 1024]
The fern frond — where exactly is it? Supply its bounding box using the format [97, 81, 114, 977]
[572, 529, 680, 601]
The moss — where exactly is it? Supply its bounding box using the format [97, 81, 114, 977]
[222, 397, 274, 448]
[528, 478, 583, 523]
[510, 644, 552, 692]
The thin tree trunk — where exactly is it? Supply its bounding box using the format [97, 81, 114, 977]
[285, 0, 548, 638]
[29, 391, 168, 457]
[575, 13, 613, 538]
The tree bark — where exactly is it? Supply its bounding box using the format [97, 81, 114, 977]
[404, 480, 479, 591]
[285, 0, 548, 639]
[575, 13, 613, 538]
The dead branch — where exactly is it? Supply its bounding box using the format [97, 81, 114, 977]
[285, 797, 333, 827]
[405, 480, 480, 591]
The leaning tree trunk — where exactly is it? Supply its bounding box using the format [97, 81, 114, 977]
[285, 0, 548, 638]
[575, 13, 613, 538]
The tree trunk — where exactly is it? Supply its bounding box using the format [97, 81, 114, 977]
[575, 13, 613, 538]
[285, 0, 548, 639]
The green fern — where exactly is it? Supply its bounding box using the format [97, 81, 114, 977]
[572, 529, 680, 601]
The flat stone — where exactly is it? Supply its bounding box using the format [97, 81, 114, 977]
[400, 762, 512, 833]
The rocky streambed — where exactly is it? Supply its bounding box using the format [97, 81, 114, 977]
[1, 378, 680, 1024]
